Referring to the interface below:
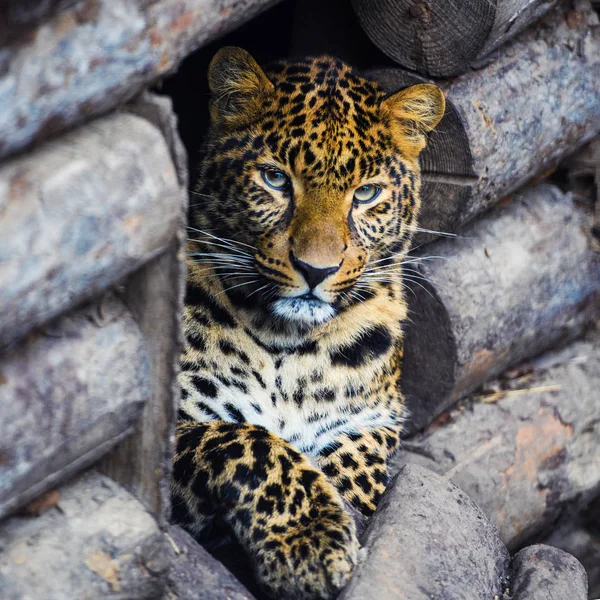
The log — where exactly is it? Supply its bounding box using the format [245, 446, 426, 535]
[99, 92, 187, 525]
[0, 471, 170, 599]
[165, 526, 257, 600]
[0, 0, 282, 161]
[339, 464, 510, 600]
[0, 294, 151, 519]
[400, 184, 600, 432]
[392, 328, 600, 549]
[369, 1, 600, 241]
[351, 0, 560, 78]
[542, 501, 600, 598]
[510, 545, 588, 600]
[0, 109, 181, 349]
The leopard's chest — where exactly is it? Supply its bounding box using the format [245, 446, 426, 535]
[181, 326, 401, 455]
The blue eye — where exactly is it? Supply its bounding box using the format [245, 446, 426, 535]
[261, 169, 289, 190]
[354, 184, 381, 204]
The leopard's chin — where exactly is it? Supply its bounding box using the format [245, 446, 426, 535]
[271, 296, 336, 325]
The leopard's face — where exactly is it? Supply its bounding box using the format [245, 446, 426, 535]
[191, 48, 445, 326]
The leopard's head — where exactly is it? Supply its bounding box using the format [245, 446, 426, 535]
[191, 47, 445, 327]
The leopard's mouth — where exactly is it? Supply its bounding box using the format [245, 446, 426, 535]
[270, 295, 336, 325]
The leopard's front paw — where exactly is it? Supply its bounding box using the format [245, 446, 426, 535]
[256, 504, 359, 600]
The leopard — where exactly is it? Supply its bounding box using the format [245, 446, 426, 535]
[171, 46, 445, 600]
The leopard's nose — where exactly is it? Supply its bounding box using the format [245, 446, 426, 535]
[290, 253, 341, 289]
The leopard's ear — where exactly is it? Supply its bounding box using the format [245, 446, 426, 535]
[208, 47, 274, 126]
[381, 84, 445, 157]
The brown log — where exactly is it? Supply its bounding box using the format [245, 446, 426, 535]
[392, 328, 600, 550]
[0, 470, 170, 599]
[0, 0, 282, 161]
[369, 1, 600, 241]
[400, 183, 600, 433]
[351, 0, 560, 77]
[98, 92, 187, 525]
[0, 294, 150, 520]
[0, 109, 181, 349]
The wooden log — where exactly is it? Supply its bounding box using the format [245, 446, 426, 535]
[165, 526, 257, 600]
[351, 0, 560, 78]
[0, 109, 181, 349]
[400, 183, 600, 433]
[0, 0, 282, 161]
[392, 328, 600, 549]
[0, 294, 150, 519]
[98, 92, 187, 525]
[369, 1, 600, 241]
[0, 470, 170, 599]
[510, 545, 588, 600]
[339, 465, 510, 600]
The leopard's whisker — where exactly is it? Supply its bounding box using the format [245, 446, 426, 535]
[187, 226, 257, 252]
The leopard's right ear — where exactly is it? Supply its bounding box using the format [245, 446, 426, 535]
[208, 47, 274, 126]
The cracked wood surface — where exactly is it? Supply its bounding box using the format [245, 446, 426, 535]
[0, 471, 170, 599]
[394, 327, 600, 549]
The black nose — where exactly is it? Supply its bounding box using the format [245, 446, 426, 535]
[290, 253, 341, 289]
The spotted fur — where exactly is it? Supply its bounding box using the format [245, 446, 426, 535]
[172, 47, 445, 600]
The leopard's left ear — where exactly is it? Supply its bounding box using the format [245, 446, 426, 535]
[208, 47, 274, 127]
[381, 84, 446, 157]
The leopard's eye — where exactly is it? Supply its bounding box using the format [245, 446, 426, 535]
[353, 184, 381, 204]
[261, 169, 289, 190]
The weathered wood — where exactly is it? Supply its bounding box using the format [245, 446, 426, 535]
[0, 470, 170, 599]
[370, 1, 600, 241]
[0, 294, 150, 520]
[0, 0, 282, 161]
[351, 0, 559, 77]
[0, 110, 181, 349]
[98, 92, 187, 525]
[339, 465, 510, 600]
[165, 526, 257, 600]
[393, 328, 600, 549]
[400, 184, 600, 432]
[510, 545, 588, 600]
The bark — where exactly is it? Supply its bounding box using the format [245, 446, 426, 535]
[99, 92, 187, 525]
[0, 0, 282, 161]
[392, 328, 600, 550]
[0, 471, 170, 599]
[0, 109, 181, 349]
[351, 0, 559, 77]
[369, 1, 600, 241]
[0, 295, 150, 520]
[339, 464, 510, 600]
[400, 184, 600, 432]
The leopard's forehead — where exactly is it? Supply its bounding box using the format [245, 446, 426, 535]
[253, 57, 399, 188]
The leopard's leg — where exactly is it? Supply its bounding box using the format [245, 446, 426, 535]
[172, 420, 359, 600]
[315, 427, 400, 517]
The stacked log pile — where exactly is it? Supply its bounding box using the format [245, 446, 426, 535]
[0, 0, 599, 598]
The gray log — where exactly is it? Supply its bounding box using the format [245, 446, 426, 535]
[351, 0, 559, 77]
[370, 1, 600, 241]
[392, 329, 600, 549]
[339, 464, 510, 600]
[0, 294, 151, 519]
[510, 545, 588, 600]
[0, 470, 170, 599]
[542, 501, 600, 598]
[0, 110, 181, 348]
[98, 92, 187, 525]
[0, 0, 282, 161]
[165, 525, 257, 600]
[400, 184, 600, 432]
